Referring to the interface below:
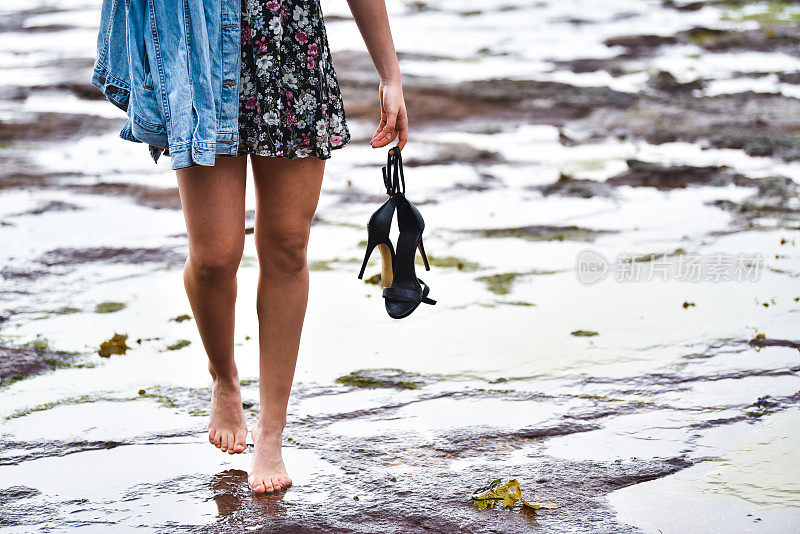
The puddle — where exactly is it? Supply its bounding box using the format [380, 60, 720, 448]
[609, 409, 800, 533]
[328, 396, 584, 438]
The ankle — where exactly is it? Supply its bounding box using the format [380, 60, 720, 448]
[255, 416, 285, 435]
[210, 369, 240, 387]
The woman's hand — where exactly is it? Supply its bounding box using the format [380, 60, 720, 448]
[370, 79, 408, 151]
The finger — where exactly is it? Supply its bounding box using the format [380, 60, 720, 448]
[373, 113, 394, 141]
[371, 133, 389, 147]
[371, 130, 386, 144]
[371, 117, 387, 144]
[376, 124, 399, 145]
[372, 89, 386, 140]
[371, 131, 396, 148]
[384, 109, 398, 137]
[373, 115, 387, 133]
[371, 136, 390, 148]
[397, 125, 408, 151]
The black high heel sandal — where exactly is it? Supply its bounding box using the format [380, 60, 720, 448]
[357, 151, 401, 287]
[380, 147, 436, 319]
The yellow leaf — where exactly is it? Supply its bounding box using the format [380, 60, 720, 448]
[471, 478, 521, 510]
[472, 478, 563, 514]
[98, 333, 130, 358]
[521, 500, 562, 510]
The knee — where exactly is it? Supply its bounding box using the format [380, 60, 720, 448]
[259, 226, 310, 274]
[187, 245, 242, 282]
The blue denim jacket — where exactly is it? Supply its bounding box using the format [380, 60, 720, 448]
[90, 0, 241, 169]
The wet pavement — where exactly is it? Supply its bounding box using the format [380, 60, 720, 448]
[1, 0, 799, 532]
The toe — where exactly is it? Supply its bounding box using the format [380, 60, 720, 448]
[208, 428, 216, 444]
[249, 476, 265, 493]
[270, 477, 282, 491]
[221, 433, 230, 452]
[233, 429, 247, 453]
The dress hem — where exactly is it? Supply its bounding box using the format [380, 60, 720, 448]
[221, 132, 352, 160]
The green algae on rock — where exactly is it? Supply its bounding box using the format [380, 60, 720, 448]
[476, 270, 559, 295]
[462, 225, 609, 242]
[624, 248, 687, 263]
[309, 257, 361, 271]
[363, 273, 382, 285]
[721, 1, 800, 30]
[570, 330, 599, 337]
[308, 260, 335, 271]
[417, 254, 482, 271]
[165, 339, 191, 351]
[50, 306, 81, 315]
[4, 393, 100, 420]
[335, 369, 423, 390]
[170, 314, 192, 323]
[495, 300, 535, 307]
[94, 301, 126, 314]
[21, 335, 50, 351]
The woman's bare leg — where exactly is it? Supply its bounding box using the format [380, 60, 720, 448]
[176, 155, 249, 455]
[247, 154, 326, 493]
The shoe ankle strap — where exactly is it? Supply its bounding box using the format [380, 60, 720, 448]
[382, 165, 392, 194]
[383, 147, 406, 196]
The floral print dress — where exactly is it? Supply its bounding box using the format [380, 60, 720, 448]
[234, 0, 351, 159]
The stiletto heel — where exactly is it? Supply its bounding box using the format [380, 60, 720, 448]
[357, 152, 401, 287]
[418, 236, 430, 271]
[358, 224, 395, 287]
[358, 234, 378, 280]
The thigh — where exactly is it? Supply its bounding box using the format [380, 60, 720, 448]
[250, 155, 326, 239]
[176, 155, 248, 257]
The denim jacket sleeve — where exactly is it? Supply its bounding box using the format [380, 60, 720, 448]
[90, 0, 130, 113]
[90, 0, 241, 170]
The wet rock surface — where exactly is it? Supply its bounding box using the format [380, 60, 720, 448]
[341, 72, 800, 162]
[2, 361, 798, 532]
[459, 225, 614, 242]
[1, 246, 187, 282]
[35, 246, 186, 269]
[0, 343, 81, 386]
[606, 160, 761, 189]
[0, 112, 121, 143]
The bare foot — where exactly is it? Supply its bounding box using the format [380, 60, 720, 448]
[208, 377, 248, 454]
[248, 419, 292, 493]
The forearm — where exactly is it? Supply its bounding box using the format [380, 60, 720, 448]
[345, 0, 401, 84]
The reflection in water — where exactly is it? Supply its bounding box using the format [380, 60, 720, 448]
[211, 468, 288, 521]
